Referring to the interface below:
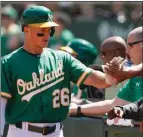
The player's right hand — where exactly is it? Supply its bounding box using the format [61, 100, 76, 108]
[108, 107, 124, 119]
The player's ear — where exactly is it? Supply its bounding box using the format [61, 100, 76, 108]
[23, 26, 28, 32]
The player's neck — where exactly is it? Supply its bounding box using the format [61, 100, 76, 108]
[23, 43, 43, 55]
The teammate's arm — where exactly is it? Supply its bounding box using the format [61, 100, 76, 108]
[69, 97, 131, 115]
[104, 63, 143, 81]
[1, 97, 7, 136]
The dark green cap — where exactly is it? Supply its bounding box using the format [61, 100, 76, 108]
[21, 6, 59, 28]
[60, 38, 98, 66]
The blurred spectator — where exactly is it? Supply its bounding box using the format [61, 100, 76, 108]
[111, 2, 126, 20]
[76, 2, 95, 21]
[130, 3, 142, 27]
[1, 5, 21, 57]
[1, 5, 20, 35]
[48, 12, 75, 49]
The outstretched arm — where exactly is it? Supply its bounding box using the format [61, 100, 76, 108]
[104, 63, 143, 82]
[83, 70, 110, 88]
[69, 97, 131, 115]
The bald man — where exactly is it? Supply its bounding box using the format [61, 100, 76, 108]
[69, 27, 143, 117]
[89, 36, 130, 71]
[105, 27, 143, 80]
[100, 36, 127, 65]
[90, 36, 129, 100]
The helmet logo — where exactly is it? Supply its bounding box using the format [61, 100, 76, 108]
[48, 14, 52, 21]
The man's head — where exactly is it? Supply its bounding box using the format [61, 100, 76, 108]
[2, 6, 18, 27]
[21, 6, 59, 48]
[59, 38, 98, 66]
[100, 36, 127, 64]
[127, 27, 143, 65]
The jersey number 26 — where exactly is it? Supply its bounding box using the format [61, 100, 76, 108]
[52, 88, 70, 108]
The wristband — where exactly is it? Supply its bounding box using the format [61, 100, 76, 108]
[77, 106, 83, 116]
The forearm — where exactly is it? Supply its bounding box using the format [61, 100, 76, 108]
[80, 100, 114, 115]
[84, 70, 110, 89]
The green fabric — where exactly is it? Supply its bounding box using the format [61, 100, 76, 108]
[49, 29, 75, 49]
[72, 85, 87, 99]
[1, 47, 92, 124]
[117, 77, 143, 102]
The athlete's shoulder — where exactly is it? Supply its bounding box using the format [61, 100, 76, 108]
[44, 48, 71, 58]
[130, 76, 143, 83]
[1, 47, 23, 63]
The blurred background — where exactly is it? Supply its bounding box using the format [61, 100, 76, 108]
[1, 1, 142, 60]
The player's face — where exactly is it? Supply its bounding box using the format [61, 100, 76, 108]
[27, 26, 51, 48]
[100, 47, 121, 64]
[127, 35, 142, 65]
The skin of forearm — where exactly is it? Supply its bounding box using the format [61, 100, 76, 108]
[80, 100, 114, 115]
[84, 70, 110, 89]
[131, 63, 143, 76]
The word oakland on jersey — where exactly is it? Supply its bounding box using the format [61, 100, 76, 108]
[1, 47, 92, 124]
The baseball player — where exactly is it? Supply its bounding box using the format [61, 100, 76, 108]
[1, 6, 121, 137]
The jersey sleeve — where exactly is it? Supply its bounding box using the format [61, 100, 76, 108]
[1, 58, 12, 99]
[117, 80, 131, 102]
[66, 53, 92, 88]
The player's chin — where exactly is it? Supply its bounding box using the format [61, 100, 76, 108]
[40, 42, 48, 48]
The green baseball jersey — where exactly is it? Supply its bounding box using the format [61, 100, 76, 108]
[117, 77, 143, 102]
[1, 47, 92, 124]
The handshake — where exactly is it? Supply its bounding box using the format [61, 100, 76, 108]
[103, 56, 129, 85]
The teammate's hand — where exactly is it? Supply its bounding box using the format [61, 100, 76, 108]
[108, 107, 124, 119]
[68, 103, 78, 116]
[105, 56, 124, 70]
[104, 57, 129, 82]
[103, 57, 123, 85]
